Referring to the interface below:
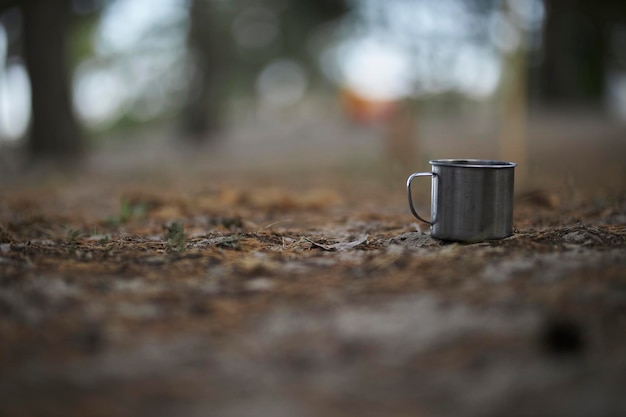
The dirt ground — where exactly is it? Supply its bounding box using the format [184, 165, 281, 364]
[1, 111, 626, 416]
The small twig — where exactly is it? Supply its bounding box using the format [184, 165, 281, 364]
[258, 219, 292, 232]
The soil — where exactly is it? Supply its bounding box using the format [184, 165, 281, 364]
[1, 112, 625, 417]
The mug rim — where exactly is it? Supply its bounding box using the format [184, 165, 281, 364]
[429, 159, 517, 168]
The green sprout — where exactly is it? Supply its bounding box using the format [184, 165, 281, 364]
[108, 197, 147, 225]
[165, 221, 186, 254]
[66, 228, 82, 255]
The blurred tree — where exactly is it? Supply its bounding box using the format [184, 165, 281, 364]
[279, 0, 349, 78]
[180, 0, 231, 143]
[499, 0, 529, 188]
[538, 0, 626, 105]
[180, 0, 348, 143]
[0, 0, 82, 161]
[22, 0, 82, 160]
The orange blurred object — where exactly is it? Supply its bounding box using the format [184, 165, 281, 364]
[339, 87, 397, 124]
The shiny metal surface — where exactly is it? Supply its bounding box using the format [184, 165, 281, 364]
[406, 172, 436, 225]
[407, 159, 516, 242]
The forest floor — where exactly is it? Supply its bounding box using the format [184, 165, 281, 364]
[1, 110, 626, 416]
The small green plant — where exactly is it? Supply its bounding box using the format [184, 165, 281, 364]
[165, 221, 186, 254]
[108, 197, 147, 225]
[66, 229, 82, 255]
[118, 198, 132, 223]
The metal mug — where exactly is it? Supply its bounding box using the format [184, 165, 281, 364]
[407, 159, 517, 242]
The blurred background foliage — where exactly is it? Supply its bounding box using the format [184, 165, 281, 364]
[0, 0, 624, 162]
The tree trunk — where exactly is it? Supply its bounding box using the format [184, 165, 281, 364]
[180, 0, 223, 143]
[537, 0, 625, 105]
[498, 0, 528, 189]
[22, 0, 82, 159]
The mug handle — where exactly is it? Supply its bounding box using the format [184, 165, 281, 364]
[406, 172, 436, 226]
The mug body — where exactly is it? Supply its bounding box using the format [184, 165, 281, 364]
[430, 159, 516, 241]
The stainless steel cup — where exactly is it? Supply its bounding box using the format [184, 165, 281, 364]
[407, 159, 517, 242]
